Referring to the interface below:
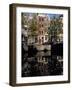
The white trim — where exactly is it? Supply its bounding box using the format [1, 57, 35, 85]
[16, 7, 68, 84]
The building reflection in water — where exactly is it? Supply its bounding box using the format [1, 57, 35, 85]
[22, 51, 63, 77]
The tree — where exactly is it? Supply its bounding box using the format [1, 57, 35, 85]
[21, 13, 29, 29]
[48, 15, 63, 43]
[29, 14, 37, 36]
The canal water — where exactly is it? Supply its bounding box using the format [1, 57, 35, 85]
[22, 51, 63, 77]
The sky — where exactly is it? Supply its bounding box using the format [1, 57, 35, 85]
[48, 14, 63, 19]
[22, 12, 63, 19]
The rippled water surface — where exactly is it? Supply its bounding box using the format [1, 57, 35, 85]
[22, 51, 63, 77]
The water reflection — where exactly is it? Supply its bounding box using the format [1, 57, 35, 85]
[22, 51, 63, 77]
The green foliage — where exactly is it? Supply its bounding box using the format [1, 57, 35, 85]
[48, 16, 63, 42]
[29, 14, 37, 35]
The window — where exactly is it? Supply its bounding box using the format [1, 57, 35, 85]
[35, 37, 38, 43]
[42, 24, 43, 27]
[45, 36, 47, 40]
[39, 24, 41, 28]
[42, 18, 44, 21]
[39, 31, 41, 34]
[42, 37, 44, 43]
[42, 37, 44, 39]
[39, 38, 41, 44]
[39, 17, 41, 21]
[42, 31, 43, 34]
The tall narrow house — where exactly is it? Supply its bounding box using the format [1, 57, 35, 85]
[35, 14, 50, 45]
